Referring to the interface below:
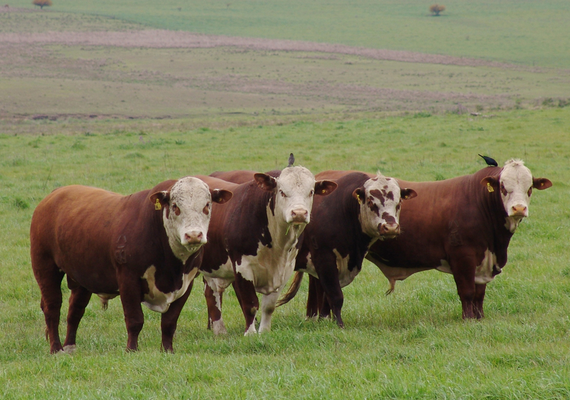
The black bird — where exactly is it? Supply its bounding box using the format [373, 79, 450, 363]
[288, 153, 295, 167]
[478, 154, 498, 167]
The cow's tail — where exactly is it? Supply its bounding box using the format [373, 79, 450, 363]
[276, 271, 304, 307]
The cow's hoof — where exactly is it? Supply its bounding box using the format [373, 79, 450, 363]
[63, 344, 76, 354]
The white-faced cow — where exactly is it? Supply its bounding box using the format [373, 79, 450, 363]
[276, 170, 416, 327]
[196, 166, 337, 335]
[30, 177, 232, 353]
[366, 159, 552, 319]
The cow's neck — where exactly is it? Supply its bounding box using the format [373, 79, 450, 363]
[475, 172, 514, 267]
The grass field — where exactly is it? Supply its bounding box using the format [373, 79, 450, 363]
[1, 1, 570, 398]
[6, 0, 570, 68]
[1, 108, 570, 398]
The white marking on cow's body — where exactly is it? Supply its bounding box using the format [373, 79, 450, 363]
[475, 249, 498, 284]
[436, 259, 452, 274]
[211, 320, 227, 336]
[141, 265, 198, 313]
[161, 177, 213, 262]
[333, 249, 359, 288]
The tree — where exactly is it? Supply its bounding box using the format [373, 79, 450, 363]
[429, 4, 445, 16]
[33, 0, 52, 9]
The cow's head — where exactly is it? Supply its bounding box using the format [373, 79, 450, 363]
[150, 177, 233, 261]
[353, 173, 417, 239]
[480, 159, 552, 232]
[254, 166, 337, 226]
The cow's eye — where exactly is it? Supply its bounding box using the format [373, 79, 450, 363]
[172, 203, 181, 216]
[528, 187, 533, 197]
[310, 189, 314, 196]
[500, 182, 508, 196]
[203, 204, 210, 215]
[279, 190, 287, 198]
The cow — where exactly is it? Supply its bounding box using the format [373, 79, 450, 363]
[276, 170, 417, 328]
[30, 177, 233, 354]
[196, 165, 337, 335]
[366, 159, 552, 319]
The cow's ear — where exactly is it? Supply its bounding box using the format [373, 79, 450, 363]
[254, 173, 277, 191]
[150, 190, 170, 209]
[401, 188, 417, 200]
[315, 180, 337, 196]
[480, 177, 499, 193]
[352, 187, 365, 204]
[211, 189, 233, 204]
[533, 178, 552, 190]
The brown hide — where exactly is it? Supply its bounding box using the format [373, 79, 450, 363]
[30, 181, 202, 353]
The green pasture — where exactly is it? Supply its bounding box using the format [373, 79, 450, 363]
[7, 0, 570, 68]
[1, 108, 570, 398]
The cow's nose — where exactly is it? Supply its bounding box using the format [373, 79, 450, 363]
[291, 208, 309, 223]
[511, 205, 527, 217]
[379, 222, 400, 238]
[184, 231, 204, 244]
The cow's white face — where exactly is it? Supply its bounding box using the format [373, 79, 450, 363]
[151, 177, 232, 262]
[254, 166, 337, 227]
[353, 173, 417, 239]
[481, 159, 552, 232]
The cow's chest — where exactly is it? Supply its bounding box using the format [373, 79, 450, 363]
[333, 249, 360, 287]
[301, 250, 359, 288]
[235, 242, 299, 295]
[141, 265, 198, 313]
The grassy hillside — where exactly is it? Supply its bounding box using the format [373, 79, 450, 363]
[7, 0, 570, 68]
[1, 108, 569, 398]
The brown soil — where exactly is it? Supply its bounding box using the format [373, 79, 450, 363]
[0, 29, 517, 69]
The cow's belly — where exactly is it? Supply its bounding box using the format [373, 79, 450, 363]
[141, 265, 198, 313]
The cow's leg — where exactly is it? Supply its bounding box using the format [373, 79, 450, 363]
[233, 272, 259, 336]
[63, 277, 92, 353]
[32, 258, 65, 354]
[118, 277, 144, 351]
[451, 261, 477, 319]
[258, 291, 279, 333]
[306, 275, 319, 320]
[314, 251, 344, 327]
[473, 283, 486, 319]
[204, 277, 227, 335]
[161, 280, 193, 353]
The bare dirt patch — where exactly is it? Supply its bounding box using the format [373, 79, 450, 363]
[1, 29, 520, 70]
[1, 25, 568, 124]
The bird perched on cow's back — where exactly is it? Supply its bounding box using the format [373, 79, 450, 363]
[478, 154, 498, 167]
[288, 153, 295, 167]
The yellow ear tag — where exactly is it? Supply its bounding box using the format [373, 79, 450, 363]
[487, 182, 494, 193]
[154, 199, 162, 210]
[356, 194, 362, 204]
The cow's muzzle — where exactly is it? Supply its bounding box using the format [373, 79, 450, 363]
[290, 208, 309, 224]
[184, 231, 206, 245]
[379, 222, 400, 239]
[510, 204, 528, 218]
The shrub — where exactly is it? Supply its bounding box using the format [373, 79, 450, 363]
[32, 0, 52, 9]
[430, 4, 445, 16]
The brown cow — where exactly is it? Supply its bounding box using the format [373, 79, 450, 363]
[276, 170, 416, 327]
[30, 177, 232, 353]
[196, 166, 337, 335]
[366, 159, 552, 319]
